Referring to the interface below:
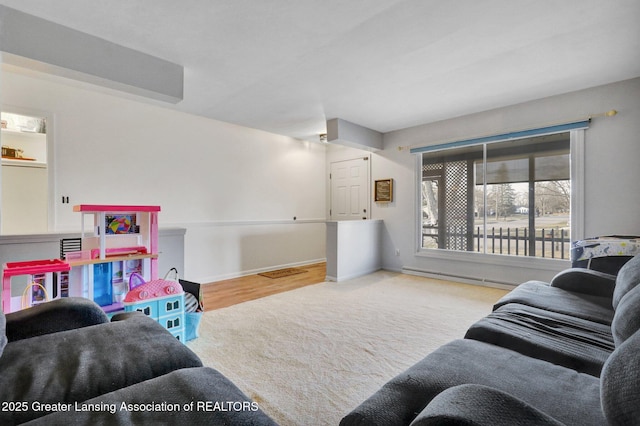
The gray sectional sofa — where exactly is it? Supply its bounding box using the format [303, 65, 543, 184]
[0, 298, 276, 425]
[341, 254, 640, 426]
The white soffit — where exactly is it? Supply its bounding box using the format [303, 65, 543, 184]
[327, 118, 383, 152]
[0, 4, 183, 104]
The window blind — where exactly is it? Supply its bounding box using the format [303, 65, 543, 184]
[410, 120, 590, 154]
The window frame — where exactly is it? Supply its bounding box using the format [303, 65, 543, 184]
[414, 129, 585, 264]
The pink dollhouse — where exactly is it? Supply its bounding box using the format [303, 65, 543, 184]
[2, 204, 189, 342]
[3, 205, 159, 314]
[67, 204, 160, 312]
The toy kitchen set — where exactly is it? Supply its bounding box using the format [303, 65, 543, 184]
[2, 205, 187, 341]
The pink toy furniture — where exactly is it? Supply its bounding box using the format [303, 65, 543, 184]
[124, 273, 186, 341]
[73, 205, 160, 279]
[2, 259, 71, 313]
[66, 205, 161, 313]
[2, 205, 162, 315]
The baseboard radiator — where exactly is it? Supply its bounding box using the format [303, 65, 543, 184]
[401, 267, 515, 290]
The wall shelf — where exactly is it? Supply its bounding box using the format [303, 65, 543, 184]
[1, 128, 47, 164]
[1, 158, 47, 168]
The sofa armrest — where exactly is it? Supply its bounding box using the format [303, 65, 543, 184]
[0, 315, 203, 424]
[550, 268, 616, 298]
[410, 384, 565, 426]
[5, 297, 109, 342]
[110, 311, 145, 321]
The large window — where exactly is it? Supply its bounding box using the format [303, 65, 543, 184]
[419, 132, 575, 259]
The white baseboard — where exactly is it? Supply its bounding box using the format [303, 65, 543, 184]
[325, 267, 382, 282]
[202, 258, 327, 284]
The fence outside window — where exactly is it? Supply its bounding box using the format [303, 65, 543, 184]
[423, 226, 570, 259]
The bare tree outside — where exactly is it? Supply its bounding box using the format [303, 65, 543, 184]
[536, 181, 570, 215]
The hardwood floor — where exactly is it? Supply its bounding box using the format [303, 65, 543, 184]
[202, 263, 326, 311]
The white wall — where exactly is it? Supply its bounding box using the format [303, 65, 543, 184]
[374, 77, 640, 285]
[1, 69, 327, 282]
[326, 220, 382, 281]
[1, 164, 48, 234]
[4, 67, 637, 287]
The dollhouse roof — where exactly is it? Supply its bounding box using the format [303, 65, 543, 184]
[124, 279, 183, 303]
[73, 204, 161, 213]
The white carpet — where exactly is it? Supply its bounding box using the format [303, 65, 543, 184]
[187, 270, 508, 426]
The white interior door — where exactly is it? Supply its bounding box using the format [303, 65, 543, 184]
[330, 157, 370, 220]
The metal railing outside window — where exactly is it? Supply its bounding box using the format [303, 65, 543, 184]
[422, 226, 570, 259]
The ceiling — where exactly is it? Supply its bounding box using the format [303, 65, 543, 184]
[1, 0, 639, 143]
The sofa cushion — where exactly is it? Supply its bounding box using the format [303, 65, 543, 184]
[612, 254, 640, 309]
[465, 303, 614, 376]
[0, 315, 203, 424]
[611, 284, 640, 346]
[549, 268, 616, 297]
[340, 339, 604, 426]
[410, 384, 565, 426]
[601, 328, 640, 425]
[493, 280, 614, 325]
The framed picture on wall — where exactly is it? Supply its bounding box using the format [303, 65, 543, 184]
[375, 179, 393, 202]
